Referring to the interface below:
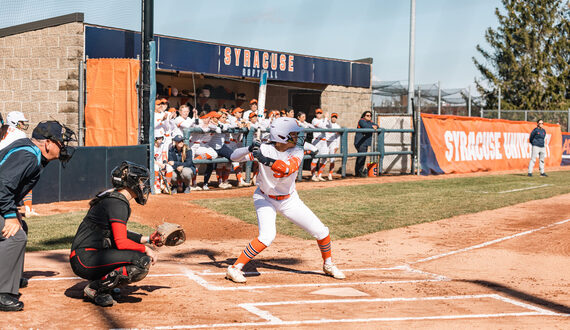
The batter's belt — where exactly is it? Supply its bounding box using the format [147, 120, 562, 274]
[260, 189, 291, 201]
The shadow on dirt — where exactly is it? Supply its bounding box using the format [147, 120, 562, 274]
[199, 256, 319, 278]
[462, 279, 570, 314]
[23, 270, 58, 278]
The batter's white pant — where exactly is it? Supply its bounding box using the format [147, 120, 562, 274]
[253, 189, 329, 247]
[528, 145, 546, 174]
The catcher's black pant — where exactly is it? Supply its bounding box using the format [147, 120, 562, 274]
[69, 248, 147, 281]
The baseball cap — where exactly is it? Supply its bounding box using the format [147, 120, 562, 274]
[248, 112, 257, 119]
[173, 135, 184, 142]
[331, 113, 339, 118]
[32, 121, 67, 143]
[232, 107, 243, 115]
[250, 99, 258, 104]
[155, 98, 167, 106]
[315, 108, 323, 114]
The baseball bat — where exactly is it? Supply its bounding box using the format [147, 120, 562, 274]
[158, 168, 171, 195]
[256, 70, 268, 140]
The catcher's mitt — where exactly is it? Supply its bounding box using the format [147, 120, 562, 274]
[150, 222, 186, 246]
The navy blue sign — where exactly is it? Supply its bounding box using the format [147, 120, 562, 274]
[85, 25, 370, 88]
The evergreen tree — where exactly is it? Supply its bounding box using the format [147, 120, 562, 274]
[473, 0, 569, 110]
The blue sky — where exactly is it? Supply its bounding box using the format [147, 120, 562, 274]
[1, 0, 500, 89]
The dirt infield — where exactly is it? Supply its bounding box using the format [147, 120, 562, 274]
[5, 170, 570, 328]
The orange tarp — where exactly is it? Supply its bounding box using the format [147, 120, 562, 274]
[421, 113, 562, 173]
[85, 58, 140, 146]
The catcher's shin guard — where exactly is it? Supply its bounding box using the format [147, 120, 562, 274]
[99, 255, 152, 289]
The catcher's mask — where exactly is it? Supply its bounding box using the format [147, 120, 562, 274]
[111, 161, 151, 205]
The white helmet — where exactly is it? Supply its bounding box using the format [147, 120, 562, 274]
[154, 128, 165, 139]
[7, 111, 29, 129]
[269, 117, 302, 144]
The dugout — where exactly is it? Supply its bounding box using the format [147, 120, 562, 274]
[0, 13, 373, 203]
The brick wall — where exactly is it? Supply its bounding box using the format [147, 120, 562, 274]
[0, 22, 83, 136]
[321, 85, 373, 173]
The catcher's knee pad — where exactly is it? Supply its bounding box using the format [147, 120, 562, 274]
[127, 255, 151, 283]
[99, 256, 151, 289]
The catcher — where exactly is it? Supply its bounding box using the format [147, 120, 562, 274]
[69, 161, 185, 307]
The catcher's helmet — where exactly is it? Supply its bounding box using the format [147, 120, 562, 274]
[111, 161, 151, 205]
[269, 117, 302, 144]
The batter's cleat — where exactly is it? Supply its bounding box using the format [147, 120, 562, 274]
[540, 173, 548, 177]
[323, 263, 346, 279]
[226, 265, 247, 283]
[25, 206, 40, 217]
[311, 175, 319, 182]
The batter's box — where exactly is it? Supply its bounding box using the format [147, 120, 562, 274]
[239, 294, 561, 325]
[183, 265, 449, 291]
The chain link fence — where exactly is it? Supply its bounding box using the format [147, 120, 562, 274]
[481, 109, 570, 132]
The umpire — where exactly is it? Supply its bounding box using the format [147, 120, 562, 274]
[0, 120, 76, 311]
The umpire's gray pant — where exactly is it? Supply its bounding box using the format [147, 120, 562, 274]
[0, 228, 26, 295]
[528, 145, 546, 174]
[172, 167, 193, 186]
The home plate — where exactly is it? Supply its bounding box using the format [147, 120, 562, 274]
[310, 287, 369, 297]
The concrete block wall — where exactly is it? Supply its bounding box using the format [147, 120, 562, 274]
[321, 85, 373, 174]
[0, 22, 83, 136]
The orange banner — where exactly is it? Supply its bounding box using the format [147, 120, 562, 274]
[85, 58, 140, 146]
[421, 114, 562, 173]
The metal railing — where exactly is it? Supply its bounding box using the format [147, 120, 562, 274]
[182, 126, 415, 182]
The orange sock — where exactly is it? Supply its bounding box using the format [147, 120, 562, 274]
[234, 238, 267, 266]
[236, 172, 243, 182]
[23, 191, 33, 209]
[310, 162, 317, 174]
[317, 235, 332, 261]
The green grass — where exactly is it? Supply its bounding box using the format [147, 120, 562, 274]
[192, 171, 570, 240]
[25, 211, 153, 251]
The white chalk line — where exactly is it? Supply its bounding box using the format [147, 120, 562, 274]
[146, 294, 565, 329]
[182, 266, 447, 291]
[28, 273, 186, 282]
[410, 217, 570, 264]
[195, 265, 423, 276]
[497, 184, 553, 194]
[466, 183, 552, 194]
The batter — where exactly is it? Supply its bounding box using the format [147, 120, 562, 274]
[225, 117, 345, 283]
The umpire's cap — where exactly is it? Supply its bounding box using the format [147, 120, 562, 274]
[32, 121, 66, 143]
